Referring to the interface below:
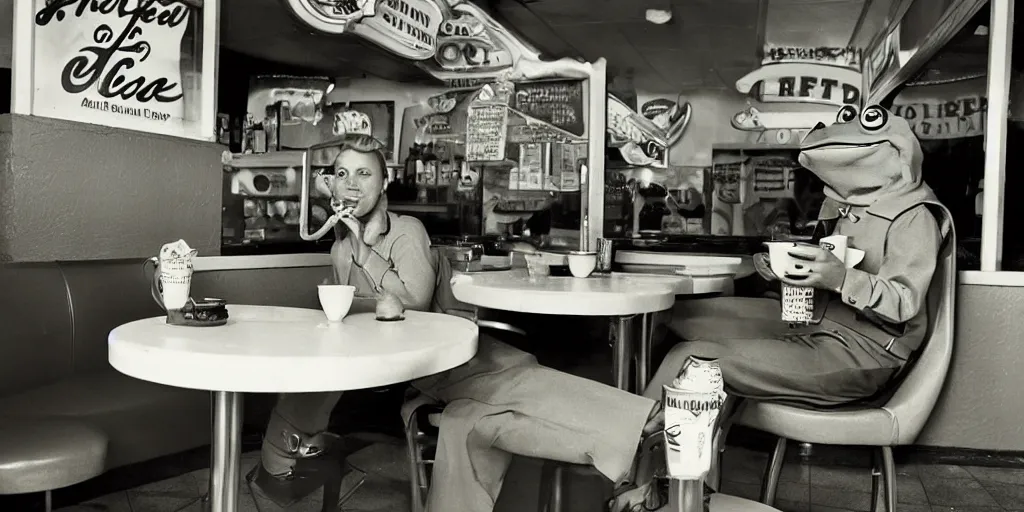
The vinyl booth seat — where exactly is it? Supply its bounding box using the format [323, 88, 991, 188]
[0, 419, 108, 495]
[0, 261, 211, 475]
[0, 372, 209, 470]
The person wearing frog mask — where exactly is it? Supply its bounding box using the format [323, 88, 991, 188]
[249, 134, 657, 512]
[639, 104, 954, 432]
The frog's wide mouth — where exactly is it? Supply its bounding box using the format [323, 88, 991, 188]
[801, 140, 886, 152]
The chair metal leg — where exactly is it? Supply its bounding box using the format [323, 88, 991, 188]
[537, 462, 555, 512]
[880, 446, 896, 512]
[759, 437, 787, 506]
[404, 412, 427, 512]
[44, 490, 51, 512]
[871, 450, 881, 512]
[548, 465, 566, 512]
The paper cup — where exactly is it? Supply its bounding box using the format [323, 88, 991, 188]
[780, 283, 815, 323]
[160, 274, 192, 311]
[663, 359, 725, 480]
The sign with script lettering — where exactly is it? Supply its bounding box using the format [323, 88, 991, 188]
[892, 76, 987, 139]
[736, 62, 862, 108]
[29, 0, 202, 138]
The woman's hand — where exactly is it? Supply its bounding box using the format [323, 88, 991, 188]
[338, 209, 371, 265]
[778, 245, 847, 293]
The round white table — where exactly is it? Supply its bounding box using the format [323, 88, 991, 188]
[108, 305, 478, 512]
[451, 271, 682, 392]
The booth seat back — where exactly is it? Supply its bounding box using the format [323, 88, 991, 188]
[0, 259, 328, 396]
[59, 260, 165, 373]
[0, 262, 75, 396]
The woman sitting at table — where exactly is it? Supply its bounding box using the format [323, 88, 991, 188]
[249, 134, 659, 512]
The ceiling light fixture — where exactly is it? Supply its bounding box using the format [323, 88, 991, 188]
[646, 8, 672, 24]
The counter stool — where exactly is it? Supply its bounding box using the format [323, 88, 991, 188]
[0, 419, 108, 511]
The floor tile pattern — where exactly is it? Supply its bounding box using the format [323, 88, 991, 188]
[55, 445, 1024, 512]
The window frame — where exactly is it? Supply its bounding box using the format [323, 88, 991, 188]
[974, 0, 1016, 280]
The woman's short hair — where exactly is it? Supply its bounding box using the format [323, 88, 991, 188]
[331, 134, 388, 176]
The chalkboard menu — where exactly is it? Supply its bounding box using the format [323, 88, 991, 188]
[513, 80, 586, 137]
[465, 104, 508, 162]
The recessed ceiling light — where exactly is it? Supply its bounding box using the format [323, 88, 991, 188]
[646, 9, 672, 24]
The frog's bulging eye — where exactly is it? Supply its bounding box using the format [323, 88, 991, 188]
[836, 105, 858, 124]
[860, 105, 889, 131]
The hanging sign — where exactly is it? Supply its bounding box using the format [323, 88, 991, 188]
[424, 11, 515, 74]
[354, 0, 443, 61]
[607, 95, 668, 168]
[30, 0, 198, 137]
[283, 0, 378, 34]
[285, 0, 594, 86]
[762, 45, 862, 69]
[285, 0, 441, 60]
[891, 76, 987, 139]
[736, 63, 862, 107]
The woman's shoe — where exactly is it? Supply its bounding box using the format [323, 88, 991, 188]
[248, 425, 373, 511]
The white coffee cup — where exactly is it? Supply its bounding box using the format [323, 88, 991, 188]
[318, 285, 355, 322]
[764, 241, 817, 278]
[567, 251, 597, 278]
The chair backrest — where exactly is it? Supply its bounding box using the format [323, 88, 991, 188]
[885, 206, 957, 444]
[429, 247, 477, 320]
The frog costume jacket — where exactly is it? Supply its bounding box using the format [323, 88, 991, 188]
[799, 104, 954, 359]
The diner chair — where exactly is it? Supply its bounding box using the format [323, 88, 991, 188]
[740, 233, 956, 512]
[0, 418, 108, 512]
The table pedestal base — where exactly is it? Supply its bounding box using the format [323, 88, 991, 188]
[210, 391, 243, 512]
[665, 480, 781, 512]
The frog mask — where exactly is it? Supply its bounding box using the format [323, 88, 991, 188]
[798, 105, 923, 206]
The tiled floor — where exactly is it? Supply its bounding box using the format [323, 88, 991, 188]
[55, 444, 1024, 512]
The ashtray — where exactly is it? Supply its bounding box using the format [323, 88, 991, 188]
[167, 298, 229, 327]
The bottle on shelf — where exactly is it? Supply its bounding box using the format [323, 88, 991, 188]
[404, 144, 421, 187]
[421, 143, 438, 202]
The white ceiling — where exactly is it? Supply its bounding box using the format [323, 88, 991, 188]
[227, 0, 883, 90]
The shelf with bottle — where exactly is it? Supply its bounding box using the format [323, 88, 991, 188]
[389, 141, 477, 205]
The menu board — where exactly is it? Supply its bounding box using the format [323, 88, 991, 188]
[513, 80, 586, 137]
[752, 158, 797, 197]
[465, 104, 509, 162]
